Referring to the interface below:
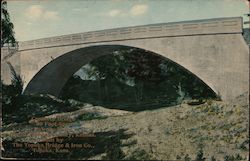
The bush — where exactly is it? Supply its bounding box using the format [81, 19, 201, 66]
[195, 148, 206, 161]
[102, 143, 125, 160]
[210, 156, 216, 161]
[224, 154, 243, 161]
[1, 63, 24, 113]
[127, 149, 154, 160]
[238, 139, 249, 151]
[8, 62, 23, 94]
[176, 150, 245, 161]
[184, 154, 191, 161]
[176, 154, 182, 160]
[101, 132, 125, 160]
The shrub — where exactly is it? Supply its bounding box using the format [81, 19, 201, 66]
[184, 154, 191, 161]
[176, 154, 182, 160]
[8, 62, 23, 94]
[127, 149, 154, 160]
[238, 139, 249, 151]
[1, 63, 24, 113]
[211, 156, 216, 161]
[224, 154, 243, 161]
[195, 148, 206, 161]
[102, 143, 125, 160]
[101, 133, 125, 160]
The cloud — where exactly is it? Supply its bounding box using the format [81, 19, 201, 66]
[25, 5, 43, 20]
[26, 22, 32, 26]
[25, 5, 60, 21]
[108, 9, 122, 17]
[43, 11, 60, 20]
[106, 4, 149, 18]
[130, 4, 148, 16]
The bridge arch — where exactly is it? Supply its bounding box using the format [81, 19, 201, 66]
[1, 17, 247, 100]
[24, 44, 218, 97]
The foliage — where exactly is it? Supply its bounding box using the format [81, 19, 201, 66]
[101, 130, 125, 160]
[243, 28, 250, 45]
[175, 151, 245, 161]
[2, 94, 82, 125]
[176, 154, 182, 160]
[8, 62, 23, 93]
[1, 64, 84, 125]
[85, 48, 164, 82]
[1, 0, 16, 46]
[224, 154, 243, 161]
[61, 48, 218, 111]
[85, 48, 165, 104]
[184, 154, 192, 161]
[102, 143, 125, 160]
[195, 148, 206, 161]
[1, 63, 24, 113]
[127, 148, 155, 160]
[238, 139, 249, 151]
[211, 156, 216, 161]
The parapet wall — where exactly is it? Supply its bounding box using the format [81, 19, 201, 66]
[19, 17, 243, 51]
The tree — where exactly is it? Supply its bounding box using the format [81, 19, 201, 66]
[122, 48, 164, 103]
[2, 63, 24, 114]
[1, 1, 22, 116]
[88, 48, 165, 104]
[1, 0, 16, 47]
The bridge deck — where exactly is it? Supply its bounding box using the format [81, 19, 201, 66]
[19, 17, 243, 51]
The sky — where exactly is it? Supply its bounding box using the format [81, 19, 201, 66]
[7, 0, 250, 41]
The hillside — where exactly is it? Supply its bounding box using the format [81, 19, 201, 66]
[1, 93, 249, 160]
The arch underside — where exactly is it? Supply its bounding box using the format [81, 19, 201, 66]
[24, 45, 218, 98]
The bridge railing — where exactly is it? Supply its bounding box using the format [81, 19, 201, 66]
[19, 17, 242, 51]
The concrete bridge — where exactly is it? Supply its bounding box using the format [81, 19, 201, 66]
[1, 17, 249, 100]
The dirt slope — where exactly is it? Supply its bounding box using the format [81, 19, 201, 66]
[2, 93, 249, 160]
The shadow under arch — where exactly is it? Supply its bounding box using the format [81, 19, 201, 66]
[24, 44, 218, 98]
